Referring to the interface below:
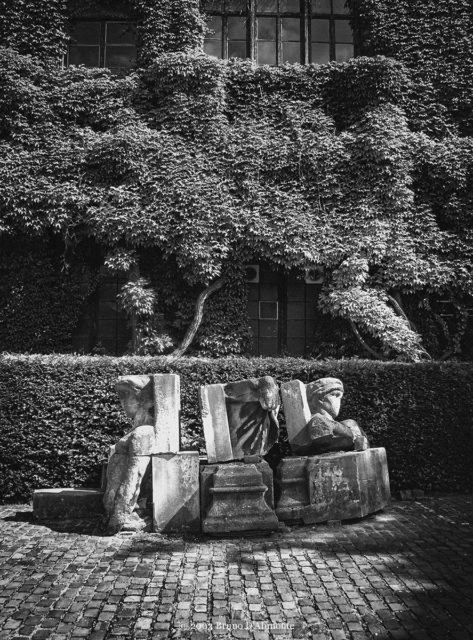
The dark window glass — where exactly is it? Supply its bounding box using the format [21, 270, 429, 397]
[280, 0, 301, 10]
[311, 18, 329, 41]
[69, 45, 100, 67]
[335, 19, 352, 41]
[228, 15, 246, 38]
[332, 0, 349, 14]
[68, 20, 136, 72]
[313, 0, 331, 12]
[311, 42, 330, 63]
[335, 42, 354, 61]
[70, 21, 101, 45]
[257, 16, 277, 39]
[106, 22, 136, 44]
[256, 0, 278, 12]
[228, 40, 247, 57]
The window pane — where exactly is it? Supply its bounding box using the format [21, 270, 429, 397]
[311, 42, 330, 63]
[206, 16, 223, 38]
[203, 0, 223, 9]
[257, 16, 276, 39]
[226, 0, 247, 9]
[228, 15, 246, 39]
[106, 22, 136, 45]
[313, 0, 331, 13]
[282, 41, 300, 62]
[282, 17, 300, 40]
[105, 45, 136, 69]
[311, 19, 329, 42]
[259, 301, 279, 320]
[335, 42, 354, 61]
[280, 0, 301, 10]
[70, 22, 101, 45]
[69, 45, 100, 66]
[204, 40, 222, 57]
[335, 19, 352, 42]
[259, 320, 278, 336]
[256, 0, 278, 12]
[257, 41, 277, 64]
[332, 0, 349, 13]
[228, 40, 247, 57]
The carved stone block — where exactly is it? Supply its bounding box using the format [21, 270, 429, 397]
[275, 448, 390, 524]
[200, 376, 279, 463]
[201, 462, 279, 534]
[303, 448, 390, 524]
[33, 488, 104, 520]
[152, 452, 200, 533]
[274, 456, 310, 522]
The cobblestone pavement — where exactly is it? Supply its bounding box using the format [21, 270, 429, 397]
[1, 496, 472, 640]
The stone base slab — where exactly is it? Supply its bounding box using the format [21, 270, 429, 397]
[275, 448, 390, 524]
[152, 452, 200, 534]
[201, 461, 278, 534]
[33, 488, 104, 520]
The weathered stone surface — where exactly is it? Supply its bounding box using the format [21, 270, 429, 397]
[152, 452, 200, 533]
[33, 489, 104, 520]
[200, 459, 274, 525]
[116, 375, 154, 428]
[303, 448, 390, 524]
[116, 373, 181, 448]
[103, 374, 181, 534]
[103, 450, 151, 535]
[202, 462, 279, 534]
[280, 380, 312, 448]
[281, 377, 369, 456]
[153, 374, 180, 452]
[274, 456, 310, 522]
[200, 376, 280, 463]
[275, 448, 390, 524]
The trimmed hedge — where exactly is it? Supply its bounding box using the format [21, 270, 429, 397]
[1, 354, 472, 502]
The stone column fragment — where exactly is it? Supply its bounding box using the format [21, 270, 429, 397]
[280, 380, 312, 449]
[199, 384, 233, 463]
[153, 373, 180, 452]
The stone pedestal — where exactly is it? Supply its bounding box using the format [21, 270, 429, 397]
[152, 452, 200, 533]
[33, 488, 104, 520]
[275, 448, 390, 524]
[201, 461, 279, 534]
[274, 457, 310, 522]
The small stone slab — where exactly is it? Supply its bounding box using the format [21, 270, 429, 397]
[280, 380, 312, 451]
[152, 452, 200, 533]
[303, 447, 390, 524]
[33, 488, 104, 520]
[153, 374, 180, 453]
[202, 462, 279, 534]
[199, 376, 279, 463]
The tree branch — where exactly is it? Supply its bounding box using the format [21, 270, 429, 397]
[349, 319, 383, 360]
[170, 278, 224, 358]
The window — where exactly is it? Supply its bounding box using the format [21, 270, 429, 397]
[68, 21, 137, 73]
[202, 0, 354, 65]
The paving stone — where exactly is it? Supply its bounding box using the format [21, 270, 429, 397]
[1, 497, 473, 640]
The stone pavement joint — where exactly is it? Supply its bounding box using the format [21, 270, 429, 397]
[0, 496, 472, 639]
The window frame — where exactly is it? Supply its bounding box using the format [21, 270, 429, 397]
[202, 0, 355, 65]
[67, 18, 137, 72]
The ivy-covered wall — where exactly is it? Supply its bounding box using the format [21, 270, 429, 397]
[1, 0, 473, 358]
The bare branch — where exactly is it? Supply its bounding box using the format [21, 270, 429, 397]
[349, 319, 383, 360]
[169, 278, 224, 358]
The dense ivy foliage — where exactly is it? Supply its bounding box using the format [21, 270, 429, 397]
[1, 354, 472, 502]
[351, 0, 473, 135]
[0, 239, 96, 353]
[1, 0, 473, 358]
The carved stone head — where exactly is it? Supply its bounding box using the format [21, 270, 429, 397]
[306, 377, 344, 419]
